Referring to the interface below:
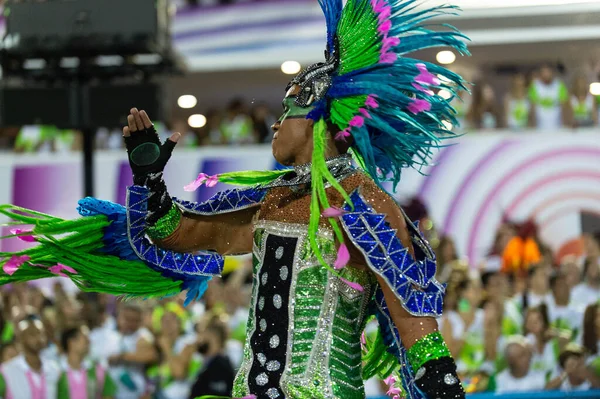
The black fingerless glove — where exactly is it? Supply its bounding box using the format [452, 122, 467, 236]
[124, 125, 176, 225]
[414, 357, 465, 399]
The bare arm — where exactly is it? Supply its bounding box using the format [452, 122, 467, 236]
[156, 207, 257, 255]
[120, 337, 158, 365]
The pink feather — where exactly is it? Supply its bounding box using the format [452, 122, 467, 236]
[321, 207, 346, 218]
[378, 20, 392, 34]
[415, 63, 440, 86]
[3, 255, 31, 276]
[407, 99, 431, 114]
[335, 129, 351, 142]
[365, 95, 379, 108]
[412, 83, 434, 96]
[349, 116, 365, 128]
[358, 108, 372, 119]
[183, 173, 208, 192]
[334, 244, 350, 270]
[380, 52, 397, 64]
[9, 229, 36, 243]
[340, 278, 364, 292]
[49, 263, 77, 278]
[205, 175, 219, 188]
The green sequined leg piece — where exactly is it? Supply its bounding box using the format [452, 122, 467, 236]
[407, 331, 452, 371]
[146, 203, 181, 240]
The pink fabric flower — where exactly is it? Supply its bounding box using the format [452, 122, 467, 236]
[365, 95, 379, 109]
[334, 244, 350, 270]
[321, 207, 346, 218]
[387, 386, 402, 396]
[9, 229, 36, 243]
[407, 99, 431, 114]
[335, 129, 352, 142]
[3, 255, 30, 276]
[349, 116, 365, 128]
[49, 263, 77, 278]
[415, 63, 440, 86]
[340, 277, 364, 292]
[412, 83, 434, 96]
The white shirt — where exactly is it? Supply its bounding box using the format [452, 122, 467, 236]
[0, 355, 60, 399]
[495, 369, 546, 393]
[571, 283, 600, 313]
[109, 328, 154, 399]
[547, 297, 583, 332]
[561, 378, 592, 392]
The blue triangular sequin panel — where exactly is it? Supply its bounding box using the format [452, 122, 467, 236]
[341, 189, 443, 317]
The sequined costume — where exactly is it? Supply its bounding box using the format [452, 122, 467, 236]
[0, 0, 468, 398]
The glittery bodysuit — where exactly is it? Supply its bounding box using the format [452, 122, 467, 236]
[128, 155, 446, 399]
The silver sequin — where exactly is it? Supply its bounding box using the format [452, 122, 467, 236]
[273, 294, 282, 309]
[261, 272, 268, 286]
[269, 334, 280, 348]
[444, 373, 458, 385]
[258, 296, 265, 311]
[266, 360, 281, 371]
[280, 265, 289, 281]
[256, 372, 268, 386]
[415, 367, 426, 380]
[260, 319, 267, 332]
[266, 388, 281, 398]
[275, 246, 284, 260]
[257, 353, 266, 366]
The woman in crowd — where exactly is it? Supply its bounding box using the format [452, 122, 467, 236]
[582, 303, 600, 376]
[572, 256, 600, 312]
[467, 81, 502, 130]
[435, 236, 460, 283]
[504, 73, 534, 130]
[152, 303, 199, 399]
[569, 74, 598, 128]
[523, 305, 563, 378]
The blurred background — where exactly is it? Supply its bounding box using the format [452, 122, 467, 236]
[0, 0, 599, 398]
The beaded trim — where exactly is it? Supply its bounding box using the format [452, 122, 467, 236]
[407, 332, 451, 371]
[146, 203, 181, 240]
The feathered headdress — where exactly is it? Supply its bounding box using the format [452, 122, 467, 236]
[288, 0, 469, 275]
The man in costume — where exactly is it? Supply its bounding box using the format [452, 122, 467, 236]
[0, 0, 468, 398]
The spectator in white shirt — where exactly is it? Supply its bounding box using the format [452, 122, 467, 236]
[582, 304, 600, 362]
[524, 305, 560, 376]
[546, 344, 600, 391]
[548, 272, 582, 335]
[572, 256, 600, 313]
[495, 337, 546, 393]
[560, 256, 583, 293]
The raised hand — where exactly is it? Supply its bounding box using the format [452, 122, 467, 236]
[123, 108, 181, 182]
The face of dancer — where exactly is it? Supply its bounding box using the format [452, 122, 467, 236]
[271, 85, 315, 166]
[19, 319, 47, 354]
[525, 309, 546, 336]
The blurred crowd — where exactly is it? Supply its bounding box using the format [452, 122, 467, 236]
[0, 64, 599, 153]
[1, 200, 599, 398]
[0, 258, 254, 399]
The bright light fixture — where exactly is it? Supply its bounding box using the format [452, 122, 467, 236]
[188, 114, 207, 128]
[590, 82, 600, 96]
[281, 61, 301, 75]
[438, 89, 452, 100]
[178, 95, 198, 109]
[436, 50, 456, 65]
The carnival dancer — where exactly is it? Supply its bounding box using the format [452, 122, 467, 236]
[0, 0, 469, 397]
